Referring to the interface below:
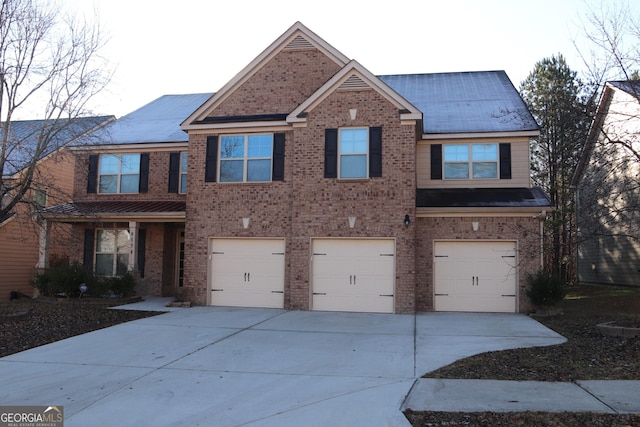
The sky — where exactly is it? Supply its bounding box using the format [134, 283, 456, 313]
[62, 0, 640, 119]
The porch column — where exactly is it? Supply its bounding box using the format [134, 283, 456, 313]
[36, 219, 51, 269]
[128, 221, 138, 272]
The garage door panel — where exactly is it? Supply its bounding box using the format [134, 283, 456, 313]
[312, 239, 395, 313]
[434, 241, 517, 313]
[210, 239, 284, 309]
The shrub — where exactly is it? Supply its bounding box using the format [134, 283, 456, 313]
[34, 260, 92, 298]
[104, 272, 136, 297]
[34, 261, 136, 298]
[526, 269, 567, 307]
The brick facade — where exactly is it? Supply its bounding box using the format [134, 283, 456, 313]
[415, 216, 540, 312]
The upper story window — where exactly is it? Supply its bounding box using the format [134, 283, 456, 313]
[443, 143, 498, 179]
[99, 154, 141, 193]
[339, 128, 368, 179]
[179, 152, 188, 193]
[324, 127, 382, 179]
[219, 134, 273, 182]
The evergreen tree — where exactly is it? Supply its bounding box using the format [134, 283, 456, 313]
[519, 55, 594, 282]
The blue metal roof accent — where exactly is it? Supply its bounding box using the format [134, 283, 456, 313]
[76, 93, 213, 146]
[378, 71, 539, 134]
[417, 187, 552, 208]
[1, 116, 114, 176]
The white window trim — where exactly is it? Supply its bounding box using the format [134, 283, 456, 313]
[443, 143, 499, 180]
[338, 127, 369, 180]
[218, 134, 273, 183]
[179, 152, 188, 194]
[98, 153, 141, 194]
[95, 229, 130, 277]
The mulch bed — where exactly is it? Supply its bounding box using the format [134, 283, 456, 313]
[0, 297, 160, 357]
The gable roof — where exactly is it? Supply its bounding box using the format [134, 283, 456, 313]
[1, 116, 114, 177]
[74, 93, 212, 147]
[287, 60, 422, 125]
[182, 22, 349, 129]
[379, 71, 539, 135]
[572, 80, 640, 186]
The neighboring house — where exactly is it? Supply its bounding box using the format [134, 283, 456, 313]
[572, 81, 640, 287]
[42, 94, 212, 297]
[44, 22, 551, 313]
[0, 116, 114, 300]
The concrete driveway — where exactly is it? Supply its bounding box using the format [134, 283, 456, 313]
[0, 305, 565, 426]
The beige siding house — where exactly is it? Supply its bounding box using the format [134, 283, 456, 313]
[573, 81, 640, 287]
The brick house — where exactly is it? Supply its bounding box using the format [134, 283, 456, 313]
[44, 22, 551, 313]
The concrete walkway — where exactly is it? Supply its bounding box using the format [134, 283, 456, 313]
[0, 299, 630, 426]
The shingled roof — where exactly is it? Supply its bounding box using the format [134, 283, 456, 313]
[379, 71, 539, 135]
[1, 116, 114, 176]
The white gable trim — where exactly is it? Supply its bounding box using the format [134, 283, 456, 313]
[287, 60, 423, 126]
[181, 22, 349, 130]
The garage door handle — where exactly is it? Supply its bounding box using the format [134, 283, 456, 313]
[271, 290, 284, 294]
[435, 293, 449, 296]
[502, 294, 516, 297]
[379, 294, 394, 297]
[212, 289, 223, 292]
[313, 292, 327, 295]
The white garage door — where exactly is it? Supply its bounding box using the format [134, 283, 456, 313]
[209, 239, 285, 309]
[312, 239, 394, 313]
[434, 241, 517, 313]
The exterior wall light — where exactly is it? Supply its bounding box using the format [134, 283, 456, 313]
[242, 217, 250, 229]
[348, 216, 357, 228]
[472, 221, 479, 232]
[404, 214, 411, 228]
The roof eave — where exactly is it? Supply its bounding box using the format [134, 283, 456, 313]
[422, 130, 540, 140]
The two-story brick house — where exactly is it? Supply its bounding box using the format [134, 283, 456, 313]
[44, 22, 551, 313]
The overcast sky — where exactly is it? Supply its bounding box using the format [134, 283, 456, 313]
[65, 0, 639, 118]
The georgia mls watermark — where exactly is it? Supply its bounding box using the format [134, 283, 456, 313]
[0, 406, 63, 427]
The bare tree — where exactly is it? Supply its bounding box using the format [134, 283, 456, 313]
[572, 1, 640, 286]
[0, 0, 111, 219]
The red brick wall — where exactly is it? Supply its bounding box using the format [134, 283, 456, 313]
[415, 216, 541, 313]
[212, 49, 342, 117]
[183, 86, 417, 313]
[73, 150, 186, 202]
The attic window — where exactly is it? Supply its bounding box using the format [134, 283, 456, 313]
[284, 35, 314, 50]
[339, 75, 369, 90]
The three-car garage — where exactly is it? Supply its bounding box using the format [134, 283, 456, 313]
[208, 237, 519, 314]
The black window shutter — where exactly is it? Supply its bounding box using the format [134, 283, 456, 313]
[430, 144, 443, 180]
[205, 136, 218, 182]
[139, 153, 150, 193]
[137, 229, 146, 279]
[83, 228, 95, 271]
[87, 155, 98, 193]
[324, 128, 338, 178]
[168, 152, 180, 192]
[272, 133, 285, 181]
[369, 127, 382, 177]
[499, 143, 512, 179]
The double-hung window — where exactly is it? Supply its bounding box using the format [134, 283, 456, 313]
[339, 128, 368, 179]
[95, 229, 130, 277]
[99, 154, 141, 193]
[219, 134, 273, 182]
[443, 144, 498, 179]
[179, 152, 188, 193]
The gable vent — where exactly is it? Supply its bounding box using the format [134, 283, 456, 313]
[339, 74, 369, 90]
[284, 35, 314, 50]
